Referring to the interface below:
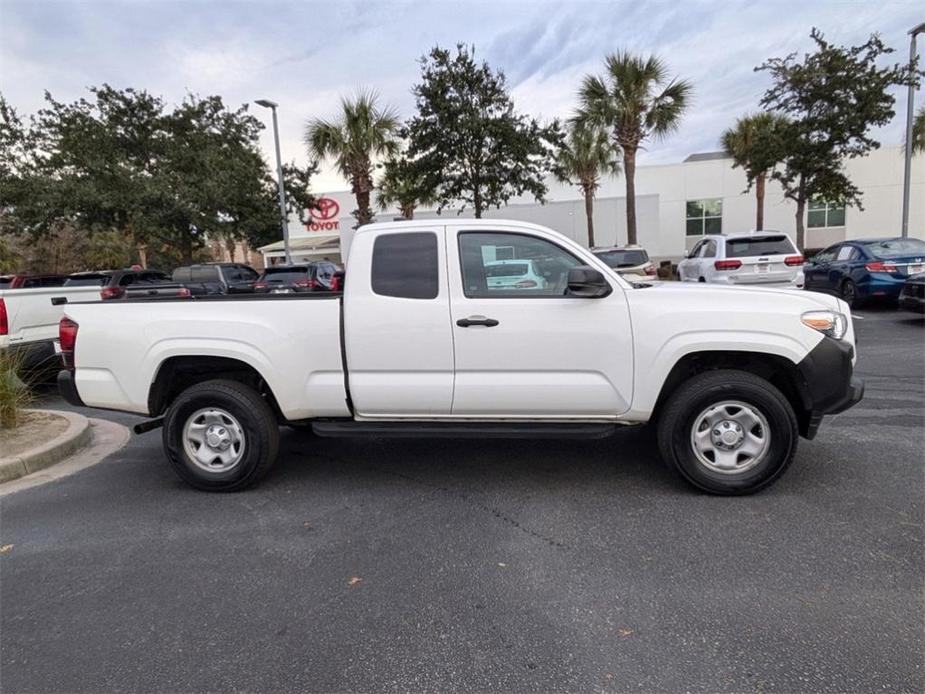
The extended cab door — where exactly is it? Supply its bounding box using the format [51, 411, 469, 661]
[446, 225, 633, 418]
[343, 227, 455, 417]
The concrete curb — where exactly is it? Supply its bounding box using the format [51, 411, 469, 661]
[0, 409, 92, 483]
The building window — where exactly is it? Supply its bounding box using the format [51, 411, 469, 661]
[686, 199, 723, 236]
[808, 200, 846, 228]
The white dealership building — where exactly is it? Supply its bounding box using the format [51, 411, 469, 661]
[258, 143, 924, 266]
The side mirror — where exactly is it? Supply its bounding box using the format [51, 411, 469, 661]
[567, 266, 612, 298]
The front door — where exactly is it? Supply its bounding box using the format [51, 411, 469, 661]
[446, 227, 633, 418]
[343, 228, 454, 417]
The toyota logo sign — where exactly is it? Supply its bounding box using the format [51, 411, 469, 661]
[308, 197, 340, 231]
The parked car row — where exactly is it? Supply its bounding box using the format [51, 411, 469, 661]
[1, 261, 344, 301]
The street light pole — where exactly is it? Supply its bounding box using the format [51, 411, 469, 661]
[255, 99, 292, 264]
[901, 22, 925, 239]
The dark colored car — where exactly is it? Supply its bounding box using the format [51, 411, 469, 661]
[171, 263, 259, 295]
[899, 273, 925, 314]
[253, 262, 340, 293]
[0, 273, 66, 289]
[803, 237, 925, 307]
[64, 269, 172, 300]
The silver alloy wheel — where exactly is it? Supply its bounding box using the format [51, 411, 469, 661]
[690, 400, 770, 475]
[182, 408, 246, 473]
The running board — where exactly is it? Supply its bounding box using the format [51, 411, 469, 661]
[311, 420, 619, 440]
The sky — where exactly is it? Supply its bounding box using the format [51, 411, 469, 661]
[1, 0, 921, 193]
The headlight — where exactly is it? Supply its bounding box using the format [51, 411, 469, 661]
[801, 310, 848, 340]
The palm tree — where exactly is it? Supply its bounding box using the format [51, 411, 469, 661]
[554, 119, 621, 247]
[578, 52, 691, 245]
[721, 112, 788, 231]
[305, 91, 399, 226]
[912, 105, 925, 155]
[377, 154, 436, 220]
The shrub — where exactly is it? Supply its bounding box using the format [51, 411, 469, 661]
[0, 348, 33, 429]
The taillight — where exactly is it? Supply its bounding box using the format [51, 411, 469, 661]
[294, 278, 316, 289]
[714, 259, 742, 271]
[514, 279, 538, 288]
[100, 286, 125, 300]
[865, 260, 897, 273]
[645, 265, 657, 275]
[784, 255, 804, 266]
[177, 287, 191, 297]
[0, 299, 7, 336]
[59, 317, 78, 369]
[331, 276, 341, 292]
[253, 281, 268, 290]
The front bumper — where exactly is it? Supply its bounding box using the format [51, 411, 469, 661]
[796, 336, 864, 439]
[57, 369, 85, 407]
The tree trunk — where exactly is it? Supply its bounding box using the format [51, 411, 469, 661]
[474, 188, 483, 219]
[794, 197, 806, 251]
[225, 237, 236, 262]
[623, 147, 637, 245]
[794, 174, 806, 250]
[583, 185, 595, 248]
[755, 173, 766, 231]
[356, 188, 372, 226]
[402, 204, 415, 220]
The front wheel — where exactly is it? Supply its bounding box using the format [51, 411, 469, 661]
[657, 370, 798, 495]
[163, 379, 280, 492]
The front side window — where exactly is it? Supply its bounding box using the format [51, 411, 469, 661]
[459, 232, 582, 298]
[371, 232, 439, 299]
[808, 200, 846, 228]
[686, 199, 723, 236]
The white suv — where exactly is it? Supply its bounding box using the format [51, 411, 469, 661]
[678, 232, 804, 286]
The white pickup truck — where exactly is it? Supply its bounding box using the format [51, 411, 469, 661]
[57, 219, 863, 495]
[1, 286, 102, 372]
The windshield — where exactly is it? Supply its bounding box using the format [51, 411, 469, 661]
[261, 267, 311, 282]
[593, 250, 649, 268]
[485, 263, 530, 278]
[64, 274, 109, 286]
[725, 236, 796, 257]
[862, 238, 925, 259]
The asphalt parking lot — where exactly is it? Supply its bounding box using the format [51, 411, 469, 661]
[1, 307, 922, 693]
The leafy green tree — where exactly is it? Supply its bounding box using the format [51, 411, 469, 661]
[84, 227, 134, 269]
[405, 44, 561, 218]
[721, 112, 789, 231]
[757, 29, 921, 248]
[912, 105, 925, 155]
[376, 153, 436, 220]
[578, 52, 691, 245]
[1, 86, 309, 265]
[554, 119, 621, 247]
[305, 91, 399, 227]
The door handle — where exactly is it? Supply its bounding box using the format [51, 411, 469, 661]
[456, 316, 499, 328]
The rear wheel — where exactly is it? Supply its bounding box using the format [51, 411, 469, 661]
[657, 370, 798, 495]
[163, 379, 279, 492]
[841, 279, 859, 308]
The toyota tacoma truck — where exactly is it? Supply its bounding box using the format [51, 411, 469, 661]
[56, 220, 863, 495]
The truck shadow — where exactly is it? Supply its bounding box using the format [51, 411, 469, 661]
[272, 425, 684, 495]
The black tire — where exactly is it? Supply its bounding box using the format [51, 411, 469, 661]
[841, 279, 859, 308]
[656, 369, 798, 495]
[698, 277, 706, 283]
[162, 379, 280, 492]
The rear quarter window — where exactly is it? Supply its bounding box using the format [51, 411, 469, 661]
[725, 236, 797, 257]
[371, 232, 439, 300]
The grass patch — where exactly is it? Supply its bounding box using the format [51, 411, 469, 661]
[0, 348, 34, 429]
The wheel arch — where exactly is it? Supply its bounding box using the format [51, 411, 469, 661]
[652, 350, 813, 436]
[148, 355, 283, 420]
